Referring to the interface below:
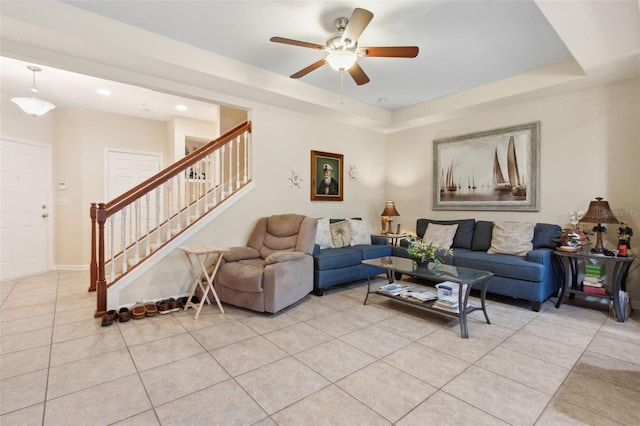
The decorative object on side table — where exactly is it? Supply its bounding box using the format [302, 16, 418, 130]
[406, 235, 453, 267]
[617, 222, 633, 257]
[380, 200, 400, 234]
[555, 211, 590, 252]
[578, 197, 619, 254]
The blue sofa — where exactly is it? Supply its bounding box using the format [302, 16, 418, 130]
[393, 219, 562, 311]
[312, 219, 392, 296]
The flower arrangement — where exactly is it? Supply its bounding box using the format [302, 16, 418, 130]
[406, 235, 453, 265]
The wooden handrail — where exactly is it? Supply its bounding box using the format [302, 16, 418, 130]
[90, 121, 252, 316]
[105, 121, 251, 214]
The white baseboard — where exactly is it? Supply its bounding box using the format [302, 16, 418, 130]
[52, 264, 89, 271]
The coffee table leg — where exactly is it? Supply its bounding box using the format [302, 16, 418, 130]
[480, 277, 491, 324]
[364, 266, 371, 305]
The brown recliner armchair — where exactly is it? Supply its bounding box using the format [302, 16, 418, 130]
[215, 214, 318, 313]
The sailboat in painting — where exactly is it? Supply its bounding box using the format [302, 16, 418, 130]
[446, 161, 457, 192]
[493, 136, 526, 196]
[493, 148, 511, 192]
[507, 136, 526, 196]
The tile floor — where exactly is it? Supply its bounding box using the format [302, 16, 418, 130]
[1, 270, 640, 425]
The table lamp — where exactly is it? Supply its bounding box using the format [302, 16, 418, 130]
[380, 201, 400, 234]
[578, 197, 619, 253]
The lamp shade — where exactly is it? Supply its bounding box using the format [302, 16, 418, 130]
[578, 197, 619, 224]
[381, 201, 400, 217]
[11, 97, 56, 117]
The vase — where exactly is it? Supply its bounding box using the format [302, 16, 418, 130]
[411, 257, 435, 269]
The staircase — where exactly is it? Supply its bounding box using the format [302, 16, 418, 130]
[89, 121, 252, 316]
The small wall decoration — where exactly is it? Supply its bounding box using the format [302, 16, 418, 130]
[311, 150, 343, 201]
[348, 164, 358, 180]
[433, 121, 540, 211]
[288, 170, 303, 188]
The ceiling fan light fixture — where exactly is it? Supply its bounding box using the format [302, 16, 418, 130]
[327, 50, 357, 71]
[11, 66, 56, 117]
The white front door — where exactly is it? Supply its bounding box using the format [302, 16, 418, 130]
[0, 139, 51, 280]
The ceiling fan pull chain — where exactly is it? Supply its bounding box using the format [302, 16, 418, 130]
[340, 70, 344, 104]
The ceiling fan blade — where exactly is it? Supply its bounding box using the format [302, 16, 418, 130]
[341, 8, 374, 45]
[348, 61, 370, 86]
[270, 36, 324, 50]
[358, 46, 419, 58]
[290, 58, 327, 79]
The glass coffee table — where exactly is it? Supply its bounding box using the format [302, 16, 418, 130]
[362, 256, 493, 338]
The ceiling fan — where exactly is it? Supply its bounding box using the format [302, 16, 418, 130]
[270, 7, 419, 86]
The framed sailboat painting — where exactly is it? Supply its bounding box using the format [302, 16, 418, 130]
[433, 122, 540, 211]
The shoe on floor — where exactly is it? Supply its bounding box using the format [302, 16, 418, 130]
[167, 298, 180, 312]
[132, 304, 145, 320]
[157, 299, 171, 314]
[101, 309, 117, 326]
[118, 307, 131, 322]
[144, 302, 158, 317]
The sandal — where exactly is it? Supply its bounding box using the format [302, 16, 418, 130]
[132, 304, 145, 320]
[101, 310, 117, 326]
[144, 302, 158, 317]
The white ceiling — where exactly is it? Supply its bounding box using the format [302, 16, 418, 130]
[1, 1, 639, 131]
[58, 0, 574, 111]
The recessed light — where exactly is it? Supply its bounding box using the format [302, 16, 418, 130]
[175, 104, 188, 111]
[96, 89, 111, 96]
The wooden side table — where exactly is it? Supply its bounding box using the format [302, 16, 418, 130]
[554, 251, 636, 322]
[180, 245, 229, 319]
[372, 233, 407, 247]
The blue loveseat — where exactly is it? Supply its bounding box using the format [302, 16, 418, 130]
[393, 219, 562, 311]
[312, 219, 392, 296]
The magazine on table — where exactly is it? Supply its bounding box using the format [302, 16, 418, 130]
[378, 283, 412, 296]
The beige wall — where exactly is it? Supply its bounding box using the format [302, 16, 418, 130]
[386, 76, 640, 299]
[189, 102, 387, 249]
[3, 77, 638, 303]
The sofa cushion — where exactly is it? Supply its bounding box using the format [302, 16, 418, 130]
[532, 223, 562, 249]
[315, 218, 334, 249]
[453, 250, 545, 282]
[218, 259, 265, 292]
[472, 221, 494, 251]
[330, 220, 351, 248]
[416, 219, 475, 249]
[348, 218, 371, 246]
[314, 247, 363, 271]
[423, 223, 458, 250]
[488, 221, 535, 256]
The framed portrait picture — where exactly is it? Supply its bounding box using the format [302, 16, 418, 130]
[433, 121, 540, 211]
[311, 150, 343, 201]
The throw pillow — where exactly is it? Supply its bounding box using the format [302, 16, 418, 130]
[488, 221, 536, 256]
[471, 221, 494, 251]
[330, 220, 351, 248]
[347, 218, 371, 246]
[422, 223, 459, 250]
[315, 218, 334, 249]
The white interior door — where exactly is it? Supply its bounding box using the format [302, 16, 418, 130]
[0, 139, 51, 280]
[106, 150, 161, 254]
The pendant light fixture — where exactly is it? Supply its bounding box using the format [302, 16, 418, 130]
[11, 66, 56, 117]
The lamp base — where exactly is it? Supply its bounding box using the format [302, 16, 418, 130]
[380, 217, 388, 234]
